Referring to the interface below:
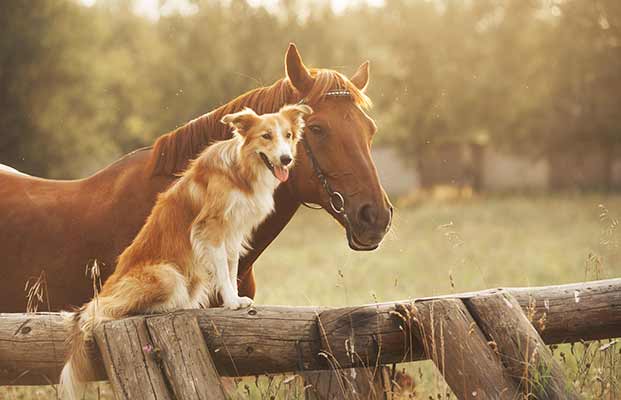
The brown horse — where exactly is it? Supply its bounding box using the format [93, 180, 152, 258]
[0, 44, 392, 312]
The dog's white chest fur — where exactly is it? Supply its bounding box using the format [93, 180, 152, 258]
[225, 179, 277, 247]
[189, 171, 278, 308]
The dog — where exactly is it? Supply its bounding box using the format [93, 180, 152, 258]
[59, 103, 312, 399]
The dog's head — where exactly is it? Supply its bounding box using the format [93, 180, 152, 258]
[221, 104, 312, 182]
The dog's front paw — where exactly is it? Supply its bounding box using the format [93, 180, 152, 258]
[223, 296, 254, 310]
[236, 296, 254, 309]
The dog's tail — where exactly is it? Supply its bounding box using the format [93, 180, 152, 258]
[59, 303, 100, 400]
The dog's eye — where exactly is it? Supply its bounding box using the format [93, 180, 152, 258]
[262, 133, 272, 140]
[286, 131, 292, 139]
[309, 125, 323, 135]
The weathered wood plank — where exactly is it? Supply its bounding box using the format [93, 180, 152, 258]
[93, 318, 171, 400]
[302, 305, 397, 400]
[0, 312, 106, 385]
[416, 278, 621, 343]
[466, 292, 581, 400]
[303, 367, 391, 400]
[145, 312, 226, 400]
[194, 306, 325, 376]
[1, 278, 619, 386]
[412, 299, 519, 399]
[510, 280, 621, 343]
[314, 303, 424, 368]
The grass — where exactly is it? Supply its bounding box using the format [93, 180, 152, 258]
[2, 193, 620, 399]
[255, 193, 621, 306]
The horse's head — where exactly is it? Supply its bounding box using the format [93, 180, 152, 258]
[284, 44, 393, 251]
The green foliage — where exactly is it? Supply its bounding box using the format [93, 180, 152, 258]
[0, 0, 619, 178]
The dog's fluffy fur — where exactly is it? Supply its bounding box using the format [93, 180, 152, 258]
[59, 104, 312, 399]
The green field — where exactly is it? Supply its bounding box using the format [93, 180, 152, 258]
[256, 193, 621, 306]
[3, 194, 620, 399]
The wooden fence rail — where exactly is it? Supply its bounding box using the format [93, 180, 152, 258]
[1, 278, 620, 399]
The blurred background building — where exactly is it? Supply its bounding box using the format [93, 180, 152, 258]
[373, 144, 621, 195]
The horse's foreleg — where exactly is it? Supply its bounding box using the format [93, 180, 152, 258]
[237, 265, 256, 299]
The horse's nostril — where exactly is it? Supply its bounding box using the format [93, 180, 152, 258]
[280, 155, 292, 166]
[386, 205, 394, 231]
[358, 204, 377, 226]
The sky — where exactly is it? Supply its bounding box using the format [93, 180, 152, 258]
[80, 0, 386, 19]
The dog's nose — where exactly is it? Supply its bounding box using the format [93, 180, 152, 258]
[280, 155, 292, 166]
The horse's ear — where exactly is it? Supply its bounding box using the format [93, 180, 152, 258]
[285, 43, 314, 95]
[220, 108, 260, 136]
[350, 61, 370, 92]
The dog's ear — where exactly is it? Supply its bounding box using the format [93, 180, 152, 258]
[221, 108, 261, 136]
[279, 104, 312, 139]
[279, 104, 312, 127]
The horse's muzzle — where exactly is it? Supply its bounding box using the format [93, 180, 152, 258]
[347, 202, 393, 251]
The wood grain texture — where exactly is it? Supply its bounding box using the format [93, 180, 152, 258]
[194, 306, 325, 376]
[509, 280, 621, 343]
[466, 292, 581, 400]
[145, 312, 226, 400]
[416, 278, 621, 343]
[93, 317, 171, 400]
[0, 312, 106, 385]
[412, 299, 519, 400]
[1, 278, 619, 386]
[303, 367, 391, 400]
[303, 305, 398, 400]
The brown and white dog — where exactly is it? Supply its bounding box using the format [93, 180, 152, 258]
[59, 103, 312, 399]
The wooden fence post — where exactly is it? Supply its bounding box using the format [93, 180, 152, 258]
[466, 292, 581, 400]
[94, 313, 226, 400]
[412, 299, 520, 399]
[146, 312, 226, 400]
[93, 317, 171, 400]
[303, 305, 395, 399]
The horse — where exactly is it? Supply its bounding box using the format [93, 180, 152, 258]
[0, 44, 393, 312]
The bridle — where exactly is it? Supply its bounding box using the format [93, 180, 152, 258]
[297, 90, 356, 245]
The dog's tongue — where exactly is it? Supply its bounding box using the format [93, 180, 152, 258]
[274, 166, 289, 182]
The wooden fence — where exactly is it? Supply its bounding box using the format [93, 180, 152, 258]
[1, 278, 620, 399]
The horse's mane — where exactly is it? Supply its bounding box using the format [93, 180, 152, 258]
[148, 69, 371, 176]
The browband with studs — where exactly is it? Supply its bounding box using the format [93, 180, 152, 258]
[297, 89, 351, 105]
[325, 89, 351, 97]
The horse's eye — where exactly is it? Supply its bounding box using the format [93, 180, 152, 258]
[262, 133, 272, 140]
[309, 125, 323, 135]
[286, 131, 292, 139]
